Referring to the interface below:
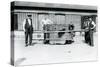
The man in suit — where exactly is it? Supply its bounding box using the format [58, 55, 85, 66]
[84, 18, 96, 46]
[23, 15, 33, 47]
[41, 17, 53, 44]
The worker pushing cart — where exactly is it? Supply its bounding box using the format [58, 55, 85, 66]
[41, 17, 53, 44]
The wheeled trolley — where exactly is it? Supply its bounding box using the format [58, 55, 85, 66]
[43, 24, 74, 45]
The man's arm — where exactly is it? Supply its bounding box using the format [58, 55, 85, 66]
[23, 19, 26, 32]
[91, 21, 96, 29]
[41, 20, 44, 29]
[48, 19, 53, 24]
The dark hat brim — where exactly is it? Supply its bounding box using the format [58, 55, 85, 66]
[27, 15, 32, 17]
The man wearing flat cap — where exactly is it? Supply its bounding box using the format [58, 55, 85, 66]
[23, 15, 33, 47]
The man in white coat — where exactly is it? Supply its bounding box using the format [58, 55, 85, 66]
[41, 17, 53, 44]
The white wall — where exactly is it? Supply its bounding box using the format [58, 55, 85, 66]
[17, 13, 81, 31]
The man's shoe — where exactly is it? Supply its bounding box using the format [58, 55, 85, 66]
[29, 44, 31, 46]
[25, 44, 28, 47]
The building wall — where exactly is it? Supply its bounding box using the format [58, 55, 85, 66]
[16, 12, 81, 31]
[65, 15, 81, 31]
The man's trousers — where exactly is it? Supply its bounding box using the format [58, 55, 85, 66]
[85, 31, 93, 46]
[44, 33, 50, 44]
[25, 31, 32, 45]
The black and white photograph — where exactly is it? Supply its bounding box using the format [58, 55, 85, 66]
[11, 1, 98, 66]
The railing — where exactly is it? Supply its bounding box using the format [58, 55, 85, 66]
[33, 29, 88, 33]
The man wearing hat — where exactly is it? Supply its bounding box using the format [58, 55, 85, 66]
[23, 15, 33, 47]
[84, 18, 96, 46]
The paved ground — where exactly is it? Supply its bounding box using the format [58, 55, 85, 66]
[13, 31, 98, 66]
